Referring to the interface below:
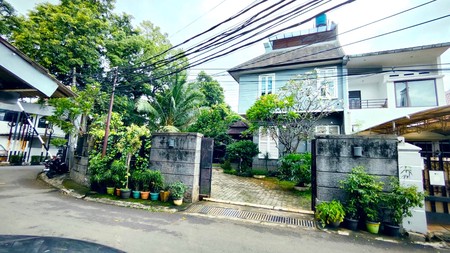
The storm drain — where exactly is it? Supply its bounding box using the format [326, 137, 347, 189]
[185, 204, 316, 228]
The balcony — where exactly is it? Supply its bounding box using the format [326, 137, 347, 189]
[349, 98, 387, 109]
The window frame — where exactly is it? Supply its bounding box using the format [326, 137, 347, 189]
[258, 74, 275, 97]
[315, 125, 340, 135]
[258, 127, 279, 159]
[316, 67, 338, 99]
[394, 79, 437, 108]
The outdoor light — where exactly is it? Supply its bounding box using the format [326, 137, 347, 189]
[353, 146, 363, 157]
[168, 138, 175, 149]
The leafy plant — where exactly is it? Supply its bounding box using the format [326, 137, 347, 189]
[169, 181, 187, 200]
[131, 170, 143, 191]
[251, 169, 267, 176]
[220, 159, 232, 171]
[339, 166, 384, 221]
[225, 140, 259, 173]
[277, 153, 311, 186]
[315, 200, 345, 226]
[382, 177, 424, 225]
[148, 170, 164, 193]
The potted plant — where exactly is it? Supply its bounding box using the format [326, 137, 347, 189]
[381, 178, 424, 237]
[160, 185, 170, 202]
[169, 181, 187, 206]
[315, 200, 345, 228]
[340, 166, 384, 233]
[140, 169, 152, 200]
[131, 170, 142, 199]
[149, 170, 164, 201]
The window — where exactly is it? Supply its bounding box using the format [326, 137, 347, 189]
[395, 79, 437, 107]
[315, 125, 340, 135]
[258, 127, 279, 159]
[259, 74, 275, 96]
[316, 67, 338, 98]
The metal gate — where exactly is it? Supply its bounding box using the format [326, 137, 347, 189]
[423, 155, 450, 224]
[199, 138, 214, 199]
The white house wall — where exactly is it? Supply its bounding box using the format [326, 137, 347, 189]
[346, 71, 446, 133]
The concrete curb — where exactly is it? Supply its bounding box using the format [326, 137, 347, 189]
[37, 173, 179, 213]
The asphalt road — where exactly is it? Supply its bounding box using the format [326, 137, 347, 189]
[0, 166, 445, 253]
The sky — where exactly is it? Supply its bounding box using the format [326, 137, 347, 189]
[7, 0, 450, 111]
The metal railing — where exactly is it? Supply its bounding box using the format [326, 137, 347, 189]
[349, 98, 388, 109]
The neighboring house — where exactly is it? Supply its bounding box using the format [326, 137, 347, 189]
[228, 17, 346, 168]
[0, 37, 75, 163]
[227, 15, 450, 167]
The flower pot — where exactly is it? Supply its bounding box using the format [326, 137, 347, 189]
[383, 223, 401, 237]
[132, 190, 141, 199]
[344, 218, 359, 231]
[173, 199, 183, 206]
[140, 191, 150, 200]
[115, 188, 121, 196]
[120, 189, 131, 199]
[106, 187, 115, 195]
[150, 192, 159, 201]
[366, 221, 380, 234]
[253, 175, 265, 179]
[160, 190, 170, 202]
[329, 221, 341, 228]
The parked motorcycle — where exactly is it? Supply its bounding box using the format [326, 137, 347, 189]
[43, 150, 68, 179]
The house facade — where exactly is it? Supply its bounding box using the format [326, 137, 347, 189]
[227, 16, 450, 167]
[0, 37, 75, 164]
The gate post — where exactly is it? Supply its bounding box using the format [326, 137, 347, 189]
[398, 139, 427, 234]
[150, 132, 203, 203]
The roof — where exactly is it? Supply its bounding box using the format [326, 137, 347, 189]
[348, 42, 450, 59]
[0, 37, 76, 99]
[357, 105, 450, 141]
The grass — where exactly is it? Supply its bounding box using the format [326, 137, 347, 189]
[62, 179, 91, 195]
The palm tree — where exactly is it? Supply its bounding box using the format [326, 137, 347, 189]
[137, 77, 204, 132]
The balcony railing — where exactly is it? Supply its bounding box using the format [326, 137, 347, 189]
[349, 98, 387, 109]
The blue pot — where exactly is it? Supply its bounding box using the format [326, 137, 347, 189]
[150, 192, 159, 201]
[132, 190, 140, 199]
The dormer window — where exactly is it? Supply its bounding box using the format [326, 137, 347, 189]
[259, 74, 275, 96]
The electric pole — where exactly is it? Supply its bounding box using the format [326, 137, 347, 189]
[102, 67, 118, 157]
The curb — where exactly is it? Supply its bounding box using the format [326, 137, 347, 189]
[37, 173, 179, 213]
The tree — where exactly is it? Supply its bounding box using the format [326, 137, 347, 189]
[0, 0, 19, 38]
[136, 76, 204, 132]
[192, 71, 225, 107]
[246, 70, 339, 154]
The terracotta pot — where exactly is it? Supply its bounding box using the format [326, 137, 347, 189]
[115, 188, 121, 196]
[140, 191, 150, 200]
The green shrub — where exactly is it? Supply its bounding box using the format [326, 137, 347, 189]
[31, 155, 43, 165]
[169, 181, 187, 200]
[220, 160, 232, 171]
[277, 153, 311, 186]
[9, 155, 23, 165]
[225, 140, 259, 173]
[223, 169, 237, 175]
[315, 200, 345, 226]
[251, 168, 267, 176]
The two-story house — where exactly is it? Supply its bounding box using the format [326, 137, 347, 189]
[227, 15, 450, 167]
[228, 18, 345, 168]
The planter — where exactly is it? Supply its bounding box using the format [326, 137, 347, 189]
[366, 221, 380, 234]
[173, 199, 183, 206]
[329, 221, 341, 228]
[383, 223, 401, 237]
[150, 192, 159, 201]
[106, 187, 115, 195]
[132, 190, 141, 199]
[253, 175, 265, 179]
[120, 189, 131, 199]
[140, 191, 150, 200]
[115, 188, 121, 196]
[344, 218, 359, 231]
[160, 190, 170, 202]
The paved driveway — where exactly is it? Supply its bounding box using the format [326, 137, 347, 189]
[210, 168, 311, 211]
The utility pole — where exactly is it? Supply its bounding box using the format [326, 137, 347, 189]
[102, 67, 119, 157]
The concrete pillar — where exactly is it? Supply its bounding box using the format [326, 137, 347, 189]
[150, 132, 203, 203]
[398, 138, 427, 234]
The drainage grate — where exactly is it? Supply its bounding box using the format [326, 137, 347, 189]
[185, 204, 316, 228]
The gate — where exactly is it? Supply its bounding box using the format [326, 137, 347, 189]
[199, 138, 214, 199]
[423, 155, 450, 224]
